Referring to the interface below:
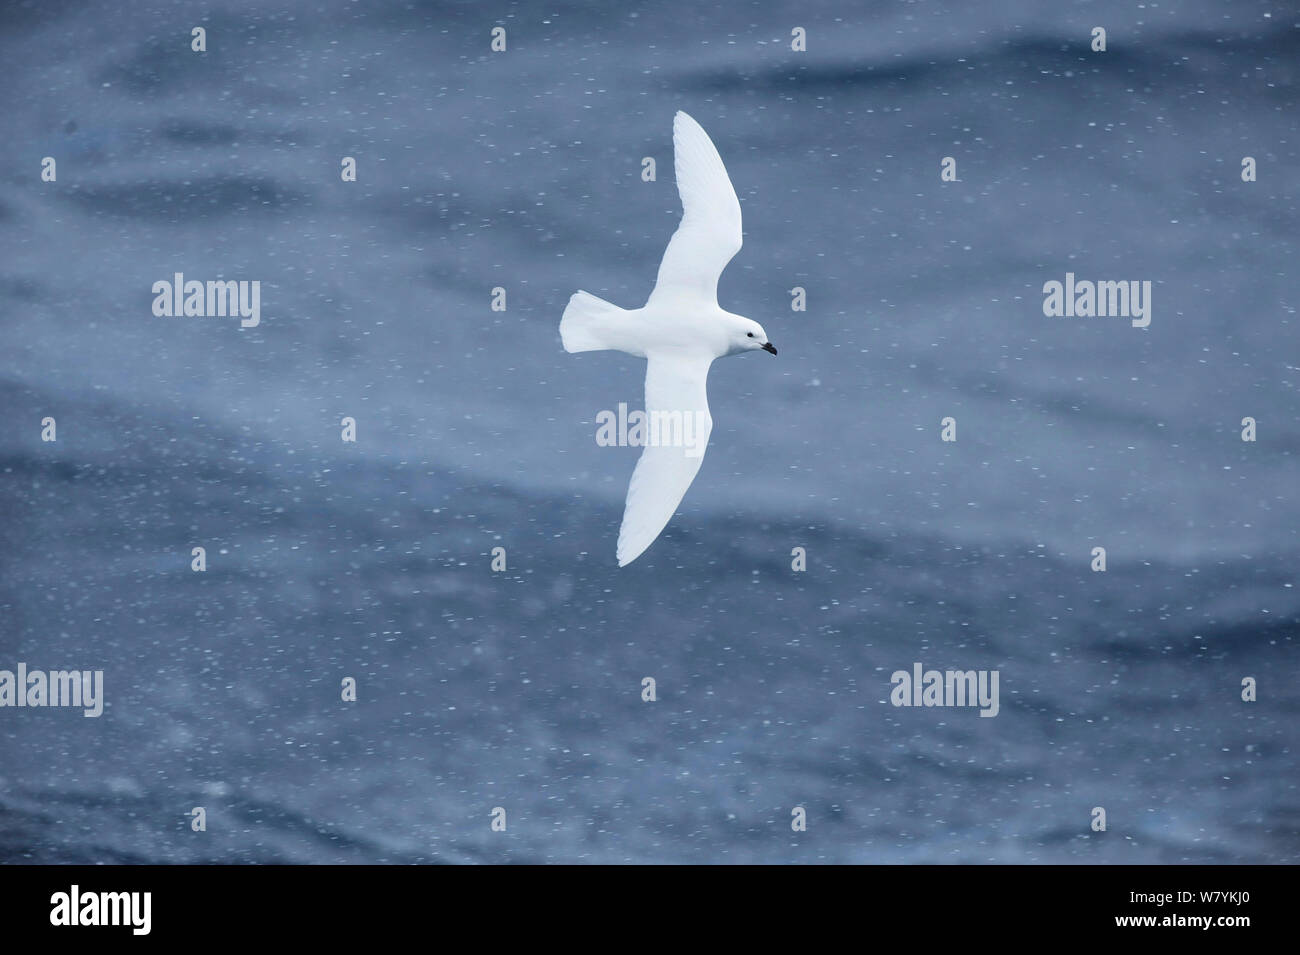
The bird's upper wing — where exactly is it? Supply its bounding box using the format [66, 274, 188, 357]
[615, 353, 714, 566]
[647, 112, 742, 308]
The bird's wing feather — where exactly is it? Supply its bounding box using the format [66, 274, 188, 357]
[615, 353, 714, 566]
[647, 112, 742, 307]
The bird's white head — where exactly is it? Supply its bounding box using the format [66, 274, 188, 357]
[724, 314, 778, 358]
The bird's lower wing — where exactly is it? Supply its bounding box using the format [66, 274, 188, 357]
[615, 354, 714, 566]
[647, 112, 742, 308]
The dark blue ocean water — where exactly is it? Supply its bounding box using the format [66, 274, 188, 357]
[1, 0, 1297, 863]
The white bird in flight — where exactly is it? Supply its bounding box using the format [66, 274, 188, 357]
[560, 111, 777, 567]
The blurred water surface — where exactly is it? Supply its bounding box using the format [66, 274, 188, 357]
[0, 0, 1296, 862]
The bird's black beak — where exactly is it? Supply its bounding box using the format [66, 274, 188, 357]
[762, 341, 778, 355]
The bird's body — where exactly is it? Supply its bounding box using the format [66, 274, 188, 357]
[561, 112, 776, 566]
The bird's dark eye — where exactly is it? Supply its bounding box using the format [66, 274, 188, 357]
[747, 332, 754, 337]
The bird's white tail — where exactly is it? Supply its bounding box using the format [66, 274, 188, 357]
[560, 290, 629, 353]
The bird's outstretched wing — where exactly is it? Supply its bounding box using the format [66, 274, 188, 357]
[615, 354, 714, 566]
[647, 112, 742, 308]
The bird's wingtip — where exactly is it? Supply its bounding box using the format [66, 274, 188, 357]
[616, 539, 644, 567]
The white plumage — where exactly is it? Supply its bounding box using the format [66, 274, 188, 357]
[561, 112, 777, 566]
